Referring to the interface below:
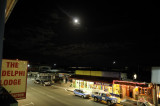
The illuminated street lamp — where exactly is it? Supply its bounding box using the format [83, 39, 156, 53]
[28, 64, 30, 67]
[133, 74, 137, 80]
[113, 61, 116, 64]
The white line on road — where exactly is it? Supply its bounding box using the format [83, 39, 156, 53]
[30, 87, 72, 106]
[30, 87, 36, 90]
[21, 102, 34, 106]
[30, 87, 45, 95]
[52, 85, 66, 89]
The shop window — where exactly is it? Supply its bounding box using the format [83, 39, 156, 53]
[142, 89, 144, 94]
[104, 86, 112, 93]
[76, 80, 80, 88]
[88, 82, 94, 89]
[147, 89, 151, 95]
[97, 85, 101, 90]
[139, 88, 142, 94]
[139, 87, 150, 95]
[113, 84, 120, 95]
[145, 89, 147, 95]
[81, 81, 84, 88]
[85, 82, 87, 88]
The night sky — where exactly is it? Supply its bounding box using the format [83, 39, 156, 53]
[3, 0, 160, 67]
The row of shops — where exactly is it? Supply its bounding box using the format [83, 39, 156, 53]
[71, 78, 152, 99]
[70, 70, 153, 103]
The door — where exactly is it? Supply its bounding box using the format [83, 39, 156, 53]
[121, 85, 126, 98]
[129, 86, 133, 98]
[79, 90, 83, 96]
[126, 86, 130, 97]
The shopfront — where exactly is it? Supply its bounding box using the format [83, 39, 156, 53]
[103, 83, 113, 93]
[72, 79, 113, 93]
[113, 80, 151, 100]
[112, 84, 120, 97]
[73, 79, 94, 90]
[94, 82, 102, 90]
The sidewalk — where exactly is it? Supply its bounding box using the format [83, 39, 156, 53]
[120, 99, 137, 106]
[51, 82, 75, 92]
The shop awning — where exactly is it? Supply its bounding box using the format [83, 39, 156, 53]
[70, 75, 120, 84]
[113, 80, 148, 87]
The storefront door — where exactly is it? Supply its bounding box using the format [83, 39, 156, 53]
[129, 86, 134, 98]
[121, 85, 126, 98]
[126, 86, 130, 97]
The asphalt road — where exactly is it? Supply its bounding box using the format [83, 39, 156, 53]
[18, 78, 122, 106]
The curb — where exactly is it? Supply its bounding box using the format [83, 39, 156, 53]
[51, 84, 75, 92]
[66, 88, 74, 92]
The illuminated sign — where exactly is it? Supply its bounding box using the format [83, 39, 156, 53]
[103, 83, 112, 86]
[1, 59, 28, 99]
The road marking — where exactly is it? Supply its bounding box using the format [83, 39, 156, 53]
[30, 87, 45, 95]
[52, 85, 66, 89]
[46, 94, 55, 99]
[30, 87, 36, 90]
[65, 88, 68, 91]
[21, 102, 34, 106]
[30, 87, 71, 105]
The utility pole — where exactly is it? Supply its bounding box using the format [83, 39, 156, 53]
[0, 0, 7, 82]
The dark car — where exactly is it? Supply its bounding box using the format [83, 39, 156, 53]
[34, 79, 41, 84]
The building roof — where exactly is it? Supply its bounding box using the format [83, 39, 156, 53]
[113, 80, 148, 87]
[70, 75, 119, 84]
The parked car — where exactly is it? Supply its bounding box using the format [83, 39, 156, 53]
[73, 89, 90, 98]
[41, 80, 51, 86]
[34, 79, 41, 84]
[91, 91, 118, 106]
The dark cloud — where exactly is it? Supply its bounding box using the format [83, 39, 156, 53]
[3, 0, 160, 66]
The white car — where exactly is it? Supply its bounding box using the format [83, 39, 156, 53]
[41, 80, 51, 86]
[74, 89, 91, 98]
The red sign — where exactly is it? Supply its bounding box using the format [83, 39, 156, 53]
[1, 59, 28, 99]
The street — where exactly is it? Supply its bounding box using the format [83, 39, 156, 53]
[18, 78, 122, 106]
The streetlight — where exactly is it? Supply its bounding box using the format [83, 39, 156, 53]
[113, 61, 116, 64]
[28, 64, 30, 67]
[133, 74, 137, 80]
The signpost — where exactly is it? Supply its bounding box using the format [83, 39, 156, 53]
[1, 59, 28, 99]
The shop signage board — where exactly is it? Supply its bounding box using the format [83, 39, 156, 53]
[151, 67, 160, 84]
[103, 83, 112, 86]
[59, 73, 65, 77]
[94, 82, 102, 85]
[0, 59, 28, 99]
